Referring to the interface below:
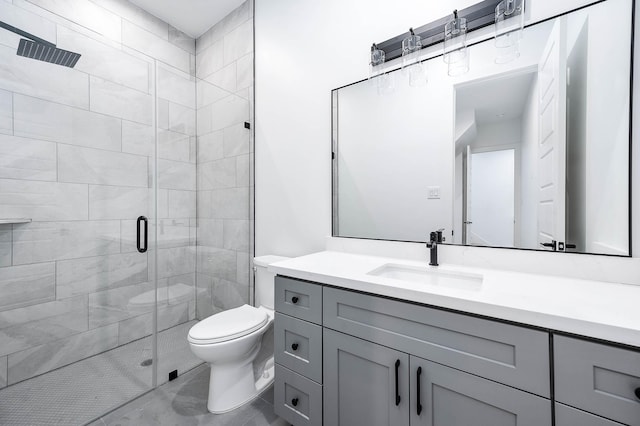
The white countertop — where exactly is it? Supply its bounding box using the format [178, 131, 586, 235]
[269, 250, 640, 348]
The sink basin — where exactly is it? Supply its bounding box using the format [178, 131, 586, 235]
[367, 264, 483, 291]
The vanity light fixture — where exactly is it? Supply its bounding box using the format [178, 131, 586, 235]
[443, 10, 470, 76]
[368, 1, 520, 80]
[494, 0, 525, 63]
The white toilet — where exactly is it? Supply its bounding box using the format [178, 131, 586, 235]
[188, 255, 289, 414]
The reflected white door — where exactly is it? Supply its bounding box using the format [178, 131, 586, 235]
[537, 18, 567, 251]
[464, 145, 472, 244]
[468, 149, 515, 247]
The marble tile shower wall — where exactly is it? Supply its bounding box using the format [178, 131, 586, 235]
[0, 0, 197, 388]
[195, 1, 254, 319]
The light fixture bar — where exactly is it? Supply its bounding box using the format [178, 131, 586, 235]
[374, 0, 513, 63]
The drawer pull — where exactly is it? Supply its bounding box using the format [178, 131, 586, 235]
[416, 366, 423, 415]
[291, 397, 299, 407]
[291, 296, 299, 304]
[395, 359, 401, 406]
[635, 387, 640, 400]
[291, 343, 299, 351]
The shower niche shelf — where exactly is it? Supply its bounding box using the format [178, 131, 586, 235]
[0, 218, 32, 224]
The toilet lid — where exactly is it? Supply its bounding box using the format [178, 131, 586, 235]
[188, 304, 269, 344]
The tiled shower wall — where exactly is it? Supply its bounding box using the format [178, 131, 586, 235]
[195, 1, 254, 319]
[0, 0, 197, 388]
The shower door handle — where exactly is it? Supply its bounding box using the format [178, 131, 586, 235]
[137, 216, 148, 253]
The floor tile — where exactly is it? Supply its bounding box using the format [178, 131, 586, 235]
[100, 363, 288, 426]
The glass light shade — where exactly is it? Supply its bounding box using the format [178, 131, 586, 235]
[443, 14, 468, 64]
[495, 0, 525, 63]
[447, 49, 469, 76]
[402, 29, 423, 74]
[408, 61, 428, 87]
[402, 30, 422, 57]
[370, 44, 385, 66]
[369, 44, 386, 80]
[376, 72, 395, 95]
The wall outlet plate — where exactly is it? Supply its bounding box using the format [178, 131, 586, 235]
[428, 186, 441, 199]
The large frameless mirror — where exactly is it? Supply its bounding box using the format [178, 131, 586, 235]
[332, 0, 632, 256]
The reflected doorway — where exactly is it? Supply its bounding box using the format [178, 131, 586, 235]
[464, 148, 515, 247]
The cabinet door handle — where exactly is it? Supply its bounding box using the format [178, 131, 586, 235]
[291, 296, 299, 304]
[136, 216, 148, 253]
[416, 366, 423, 415]
[291, 343, 299, 351]
[291, 397, 299, 407]
[635, 387, 640, 400]
[395, 359, 401, 406]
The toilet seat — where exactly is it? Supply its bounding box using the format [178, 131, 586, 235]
[188, 304, 269, 345]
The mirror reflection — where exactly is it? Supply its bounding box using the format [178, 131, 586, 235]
[333, 0, 631, 255]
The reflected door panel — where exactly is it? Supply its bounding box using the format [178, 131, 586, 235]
[537, 17, 567, 251]
[468, 149, 515, 247]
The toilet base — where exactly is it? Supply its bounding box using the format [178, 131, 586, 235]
[207, 354, 275, 414]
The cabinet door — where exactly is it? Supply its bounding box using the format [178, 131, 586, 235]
[410, 356, 551, 426]
[324, 328, 409, 426]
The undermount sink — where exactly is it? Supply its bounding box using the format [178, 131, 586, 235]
[367, 263, 483, 291]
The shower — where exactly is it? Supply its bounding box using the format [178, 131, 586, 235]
[0, 21, 81, 67]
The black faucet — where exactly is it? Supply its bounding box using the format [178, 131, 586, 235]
[426, 229, 445, 266]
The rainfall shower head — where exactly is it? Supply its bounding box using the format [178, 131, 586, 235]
[0, 21, 81, 68]
[17, 38, 81, 68]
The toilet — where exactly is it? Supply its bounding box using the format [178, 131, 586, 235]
[188, 255, 290, 414]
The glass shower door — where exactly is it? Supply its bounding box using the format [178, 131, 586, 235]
[153, 59, 200, 386]
[0, 8, 157, 424]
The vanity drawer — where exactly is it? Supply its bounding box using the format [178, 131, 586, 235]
[274, 364, 322, 426]
[275, 276, 322, 325]
[554, 335, 640, 426]
[555, 403, 623, 426]
[274, 312, 323, 383]
[323, 286, 550, 397]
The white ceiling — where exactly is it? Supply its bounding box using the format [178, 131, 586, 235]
[456, 72, 536, 125]
[128, 0, 246, 39]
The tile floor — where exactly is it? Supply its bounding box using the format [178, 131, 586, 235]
[89, 364, 289, 426]
[0, 321, 201, 425]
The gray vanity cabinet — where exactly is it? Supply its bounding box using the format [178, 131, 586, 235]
[323, 328, 410, 426]
[274, 275, 638, 426]
[410, 357, 552, 426]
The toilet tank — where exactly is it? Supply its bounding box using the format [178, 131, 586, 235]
[253, 255, 291, 310]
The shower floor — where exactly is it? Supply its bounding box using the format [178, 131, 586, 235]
[0, 321, 201, 426]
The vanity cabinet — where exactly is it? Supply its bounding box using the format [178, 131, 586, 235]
[274, 275, 639, 426]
